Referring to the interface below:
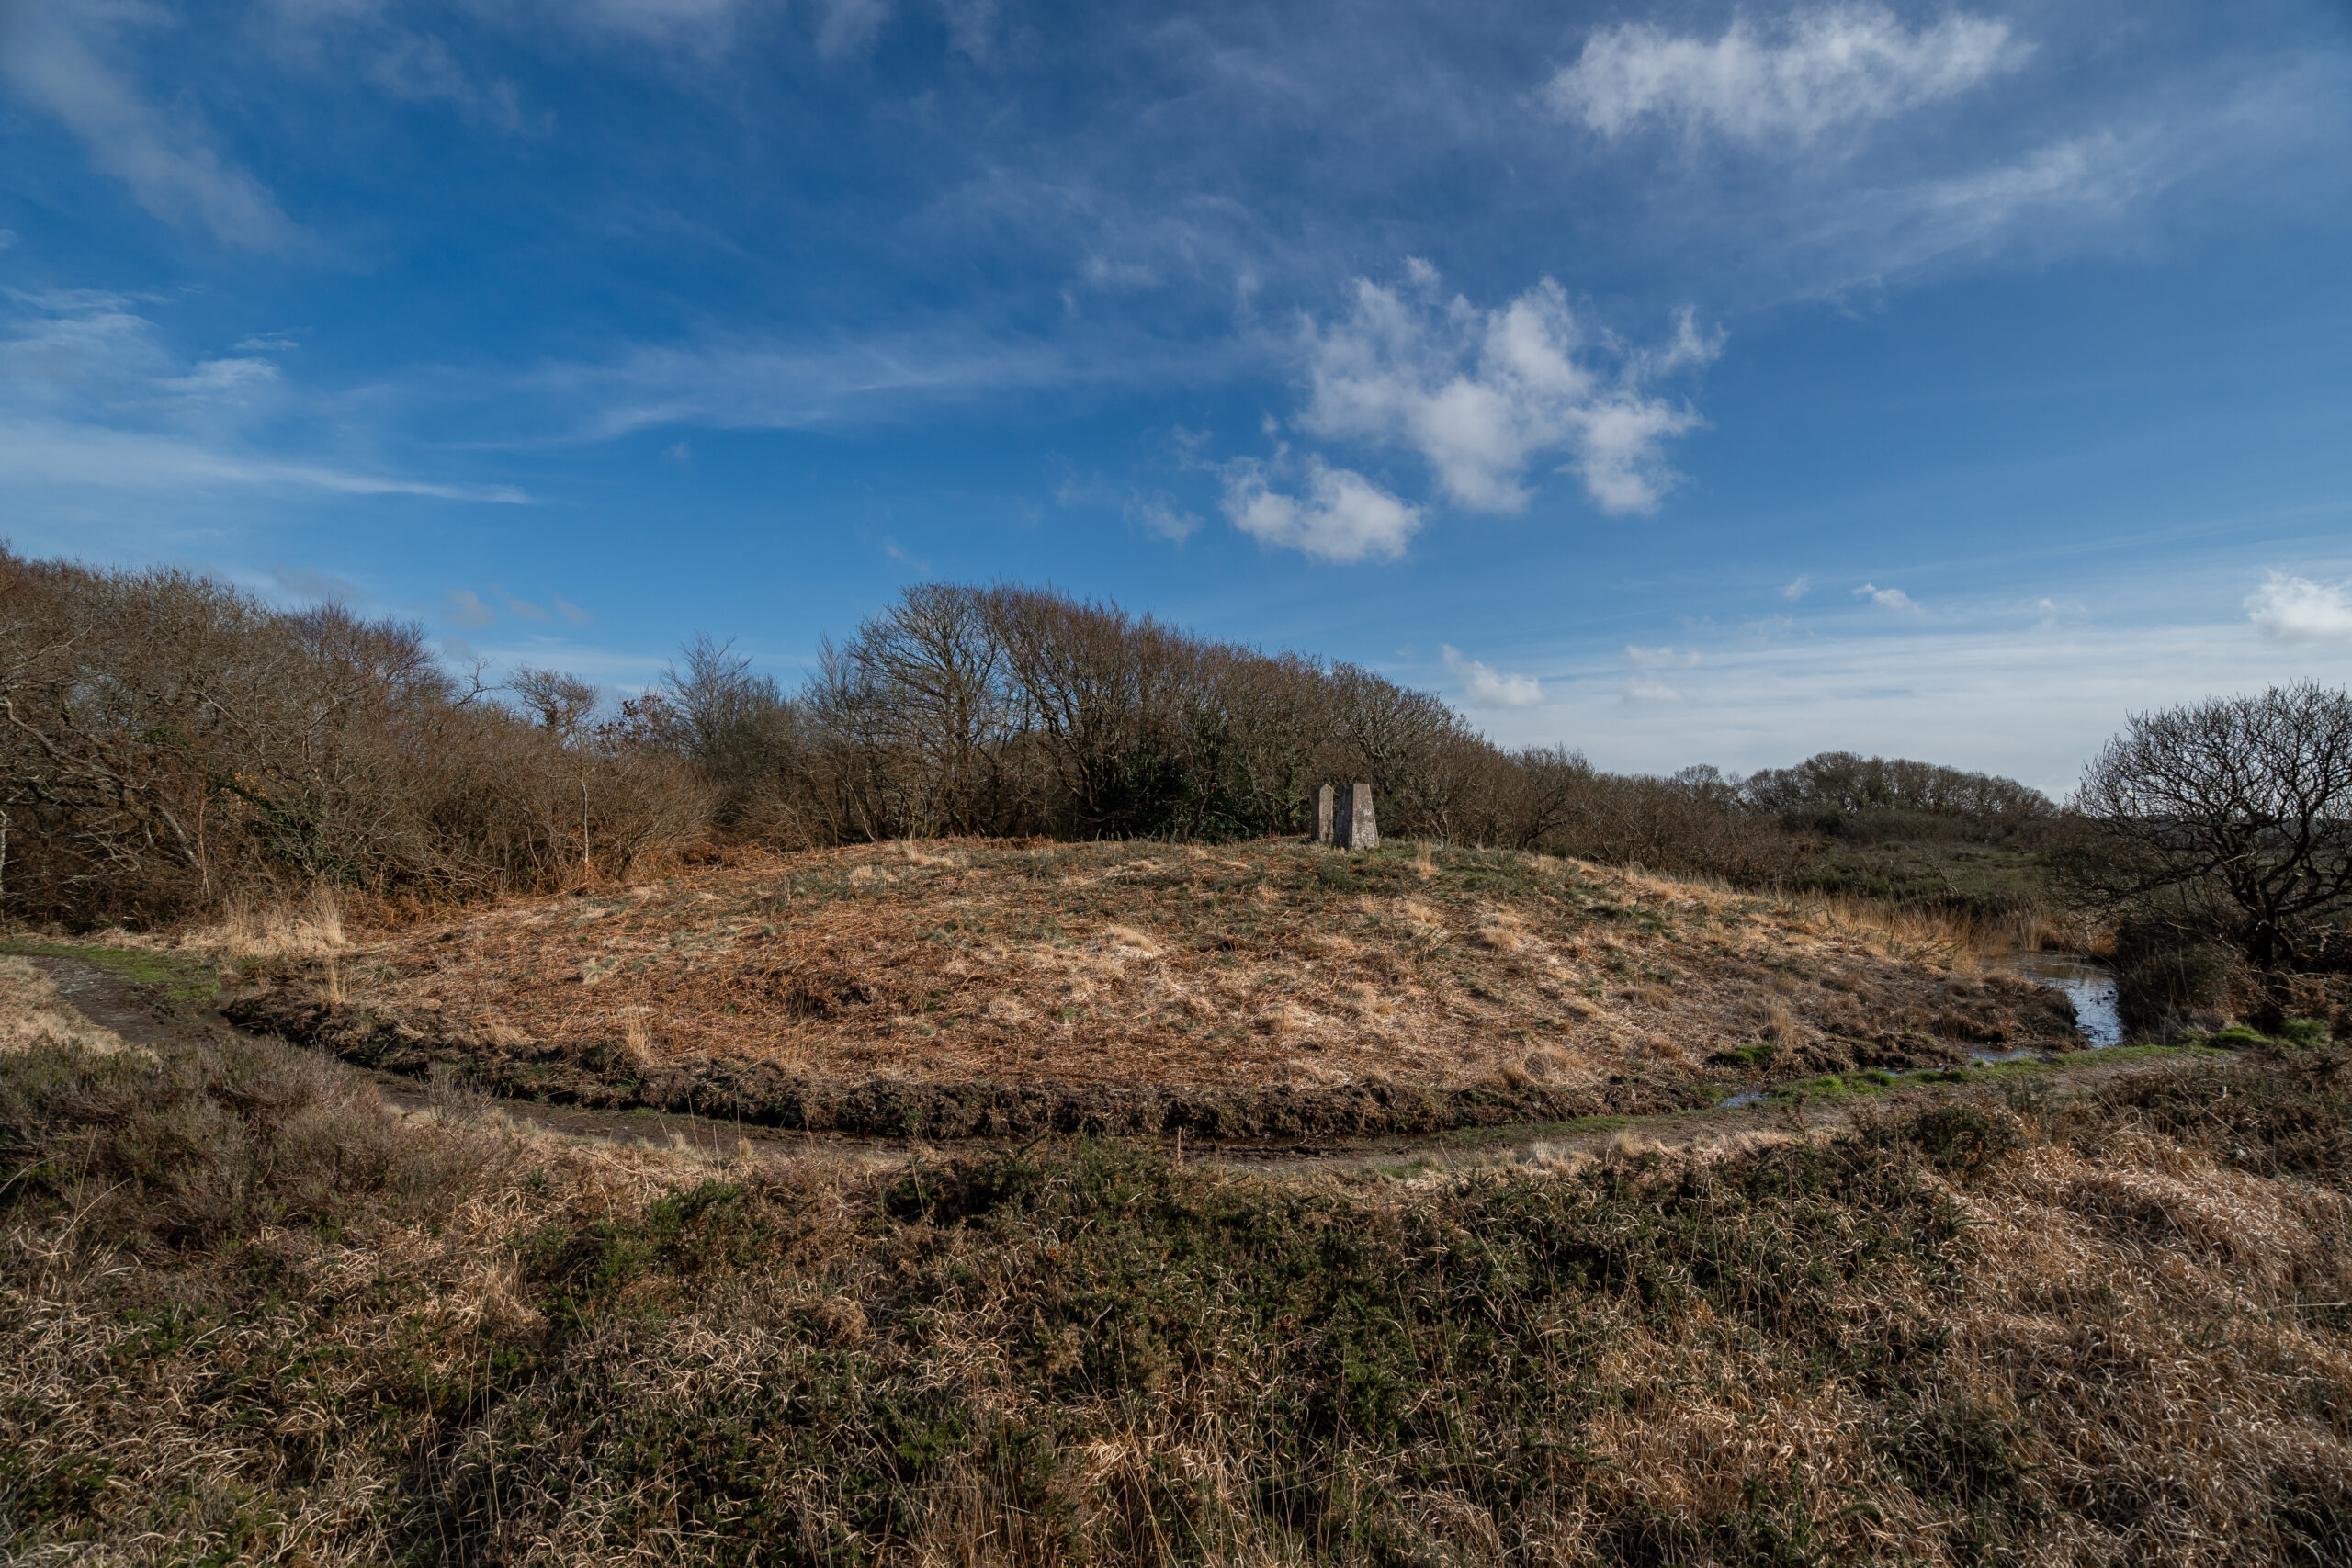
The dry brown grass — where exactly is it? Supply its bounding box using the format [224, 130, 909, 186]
[0, 958, 148, 1060]
[194, 884, 351, 958]
[227, 840, 2088, 1108]
[1792, 890, 2092, 964]
[5, 947, 2351, 1564]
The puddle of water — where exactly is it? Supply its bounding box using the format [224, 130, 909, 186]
[1994, 950, 2122, 1048]
[1713, 953, 2121, 1111]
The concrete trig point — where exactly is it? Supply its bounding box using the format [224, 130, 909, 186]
[1315, 783, 1378, 851]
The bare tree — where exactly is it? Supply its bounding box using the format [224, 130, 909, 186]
[2067, 682, 2352, 972]
[509, 667, 600, 739]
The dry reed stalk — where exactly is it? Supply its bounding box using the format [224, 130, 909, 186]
[621, 1009, 655, 1066]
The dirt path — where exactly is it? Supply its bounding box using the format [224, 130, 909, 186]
[18, 950, 2202, 1178]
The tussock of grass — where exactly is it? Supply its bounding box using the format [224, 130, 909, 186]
[6, 997, 2352, 1562]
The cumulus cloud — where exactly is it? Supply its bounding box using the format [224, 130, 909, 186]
[2245, 573, 2352, 646]
[0, 1, 297, 249]
[1782, 575, 1812, 600]
[1442, 646, 1544, 707]
[1625, 644, 1701, 703]
[1854, 582, 1920, 611]
[1296, 269, 1716, 515]
[1548, 3, 2028, 145]
[1220, 453, 1420, 563]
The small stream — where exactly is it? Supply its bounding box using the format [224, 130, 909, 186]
[1717, 949, 2123, 1109]
[1993, 950, 2123, 1048]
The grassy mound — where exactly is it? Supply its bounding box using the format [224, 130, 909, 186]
[221, 840, 2082, 1135]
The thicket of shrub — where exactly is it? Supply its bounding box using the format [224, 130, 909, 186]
[0, 549, 708, 926]
[0, 550, 2054, 929]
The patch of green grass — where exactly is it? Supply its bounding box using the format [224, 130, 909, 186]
[0, 940, 220, 1010]
[1435, 1112, 1635, 1147]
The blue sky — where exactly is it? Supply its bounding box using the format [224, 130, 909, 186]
[4, 0, 2348, 794]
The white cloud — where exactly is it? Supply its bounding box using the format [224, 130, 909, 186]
[1442, 645, 1544, 707]
[446, 589, 497, 627]
[271, 564, 361, 602]
[1465, 596, 2352, 798]
[1296, 269, 1715, 515]
[663, 439, 693, 462]
[366, 30, 525, 131]
[1855, 581, 1920, 611]
[814, 0, 890, 60]
[1125, 492, 1202, 543]
[0, 421, 527, 502]
[2246, 573, 2352, 646]
[572, 0, 747, 44]
[1782, 575, 1812, 600]
[1548, 3, 2028, 145]
[494, 586, 551, 622]
[1220, 454, 1420, 563]
[939, 0, 996, 61]
[1624, 643, 1701, 703]
[0, 290, 527, 503]
[552, 595, 593, 626]
[0, 1, 297, 249]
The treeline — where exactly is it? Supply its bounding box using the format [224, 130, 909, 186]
[0, 550, 704, 925]
[622, 582, 2050, 853]
[0, 550, 2052, 926]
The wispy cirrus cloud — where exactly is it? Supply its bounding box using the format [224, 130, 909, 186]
[1547, 3, 2028, 146]
[0, 288, 526, 505]
[1624, 643, 1701, 703]
[0, 0, 297, 249]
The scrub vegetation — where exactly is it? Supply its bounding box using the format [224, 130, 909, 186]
[5, 982, 2351, 1566]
